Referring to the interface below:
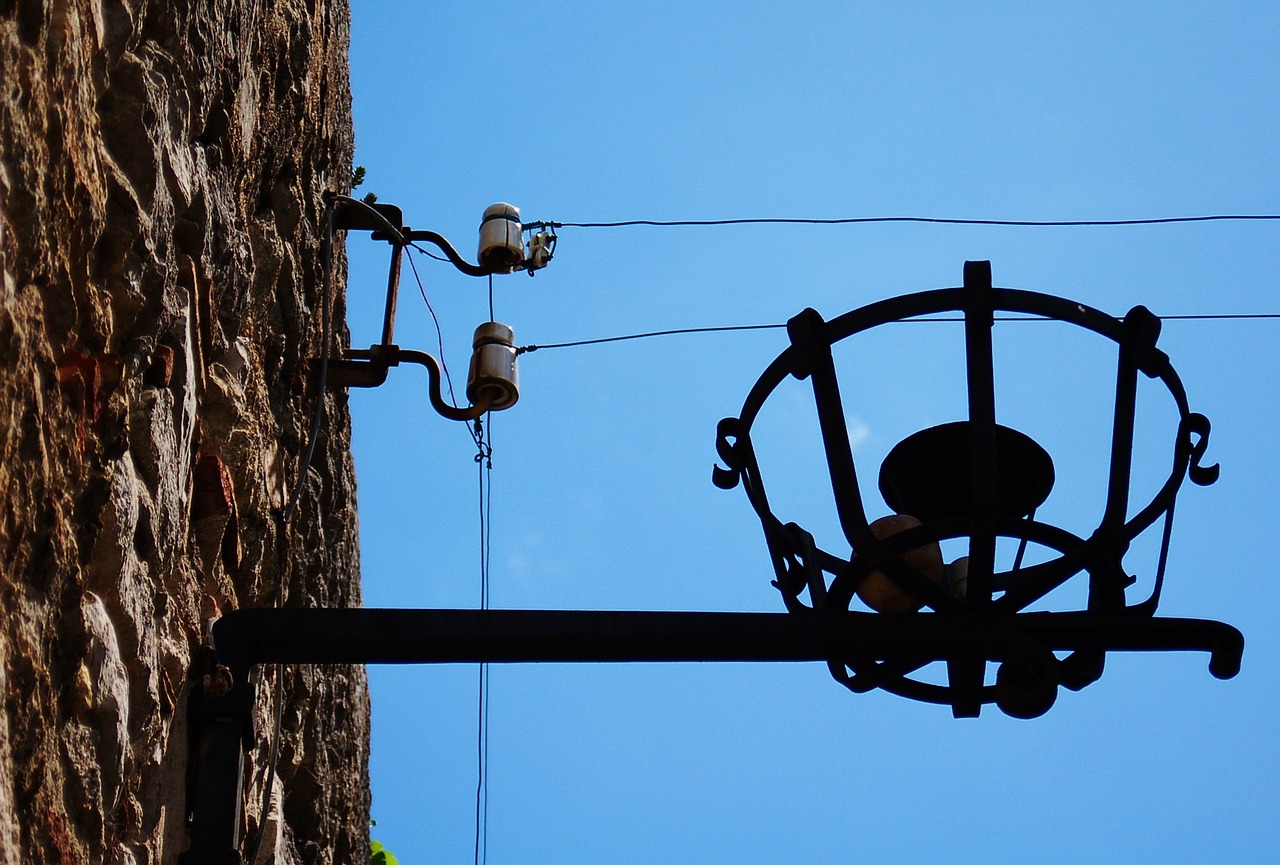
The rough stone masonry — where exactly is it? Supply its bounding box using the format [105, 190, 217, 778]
[0, 1, 369, 862]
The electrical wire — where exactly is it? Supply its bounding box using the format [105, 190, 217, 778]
[473, 412, 493, 865]
[910, 313, 1280, 322]
[517, 323, 787, 353]
[353, 202, 492, 859]
[515, 313, 1280, 354]
[404, 246, 465, 408]
[403, 246, 490, 456]
[271, 193, 495, 862]
[475, 272, 498, 865]
[526, 213, 1280, 230]
[410, 242, 453, 264]
[474, 656, 490, 865]
[1156, 313, 1280, 320]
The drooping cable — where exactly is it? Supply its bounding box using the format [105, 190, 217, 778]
[403, 246, 489, 454]
[404, 246, 464, 408]
[517, 323, 787, 353]
[515, 313, 1280, 355]
[245, 195, 337, 865]
[526, 213, 1280, 230]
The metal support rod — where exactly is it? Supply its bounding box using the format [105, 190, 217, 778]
[209, 607, 1243, 683]
[183, 606, 1241, 862]
[1101, 311, 1146, 529]
[380, 241, 404, 347]
[957, 260, 998, 715]
[325, 345, 493, 420]
[962, 260, 999, 604]
[787, 310, 875, 552]
[180, 674, 254, 865]
[1095, 308, 1161, 591]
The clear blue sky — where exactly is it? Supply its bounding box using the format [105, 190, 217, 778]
[344, 4, 1277, 862]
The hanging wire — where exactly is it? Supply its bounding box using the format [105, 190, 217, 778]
[475, 271, 497, 865]
[525, 213, 1280, 230]
[517, 323, 787, 353]
[473, 412, 493, 865]
[403, 246, 491, 456]
[409, 241, 452, 264]
[474, 658, 489, 865]
[404, 246, 465, 407]
[515, 312, 1280, 355]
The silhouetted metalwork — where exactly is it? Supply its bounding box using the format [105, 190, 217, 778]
[712, 260, 1241, 719]
[181, 261, 1243, 863]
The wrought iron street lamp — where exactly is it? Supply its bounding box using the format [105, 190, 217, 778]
[713, 260, 1240, 718]
[180, 260, 1243, 863]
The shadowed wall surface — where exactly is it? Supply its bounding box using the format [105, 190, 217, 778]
[0, 1, 367, 862]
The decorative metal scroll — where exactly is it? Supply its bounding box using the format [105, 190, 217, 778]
[714, 261, 1239, 718]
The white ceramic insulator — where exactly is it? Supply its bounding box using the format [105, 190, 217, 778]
[467, 322, 520, 410]
[477, 203, 523, 272]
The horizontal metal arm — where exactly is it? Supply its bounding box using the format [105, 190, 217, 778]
[183, 606, 1241, 863]
[210, 607, 1243, 682]
[318, 345, 492, 419]
[404, 229, 498, 277]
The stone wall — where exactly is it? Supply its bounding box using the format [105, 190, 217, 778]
[0, 1, 368, 863]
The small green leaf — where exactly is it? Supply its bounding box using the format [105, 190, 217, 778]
[351, 165, 367, 189]
[370, 840, 399, 865]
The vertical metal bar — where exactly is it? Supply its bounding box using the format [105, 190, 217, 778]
[811, 359, 957, 612]
[952, 260, 999, 716]
[787, 309, 876, 552]
[810, 363, 876, 552]
[180, 712, 248, 864]
[181, 642, 254, 865]
[1089, 307, 1156, 619]
[379, 242, 404, 347]
[1099, 309, 1154, 541]
[790, 309, 955, 613]
[962, 260, 999, 604]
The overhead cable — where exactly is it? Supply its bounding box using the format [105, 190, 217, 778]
[524, 214, 1280, 231]
[516, 313, 1280, 354]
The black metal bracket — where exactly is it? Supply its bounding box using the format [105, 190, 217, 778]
[312, 195, 515, 416]
[180, 606, 1243, 863]
[329, 195, 521, 323]
[310, 343, 492, 420]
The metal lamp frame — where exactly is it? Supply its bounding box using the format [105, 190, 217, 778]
[713, 260, 1237, 718]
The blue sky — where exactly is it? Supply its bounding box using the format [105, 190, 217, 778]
[343, 5, 1277, 862]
